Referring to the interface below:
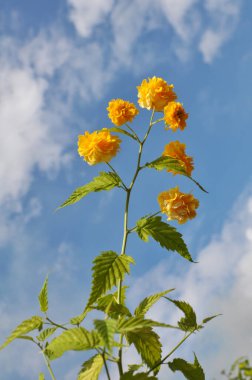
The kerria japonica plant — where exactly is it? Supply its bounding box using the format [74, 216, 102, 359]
[0, 76, 219, 380]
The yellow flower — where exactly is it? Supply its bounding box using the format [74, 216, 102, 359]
[158, 186, 199, 224]
[137, 76, 177, 112]
[107, 99, 139, 126]
[164, 101, 188, 131]
[163, 141, 194, 176]
[78, 129, 121, 165]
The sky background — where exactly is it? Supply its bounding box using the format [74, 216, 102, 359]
[0, 0, 252, 379]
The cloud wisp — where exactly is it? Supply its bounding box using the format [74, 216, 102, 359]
[67, 0, 243, 64]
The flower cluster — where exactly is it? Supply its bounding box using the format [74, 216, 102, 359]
[107, 99, 139, 126]
[164, 101, 188, 131]
[163, 141, 194, 176]
[158, 187, 199, 224]
[77, 76, 199, 223]
[137, 76, 177, 112]
[78, 129, 121, 165]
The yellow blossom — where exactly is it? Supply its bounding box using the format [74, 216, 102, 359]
[163, 141, 194, 176]
[78, 129, 121, 165]
[164, 102, 188, 131]
[107, 99, 139, 126]
[137, 76, 177, 112]
[158, 186, 199, 224]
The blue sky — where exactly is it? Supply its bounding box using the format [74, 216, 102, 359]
[0, 0, 252, 379]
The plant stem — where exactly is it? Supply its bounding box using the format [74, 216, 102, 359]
[46, 317, 68, 330]
[106, 162, 128, 191]
[147, 330, 195, 375]
[103, 352, 112, 380]
[125, 123, 141, 143]
[151, 117, 164, 125]
[42, 351, 57, 380]
[117, 109, 155, 376]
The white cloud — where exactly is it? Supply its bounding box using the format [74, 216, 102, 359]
[127, 185, 252, 379]
[0, 65, 68, 205]
[68, 0, 115, 38]
[199, 0, 242, 63]
[0, 26, 115, 233]
[67, 0, 243, 64]
[199, 28, 227, 63]
[158, 0, 200, 41]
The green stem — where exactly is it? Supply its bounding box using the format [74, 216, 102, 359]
[102, 352, 112, 380]
[46, 317, 68, 330]
[42, 351, 57, 380]
[151, 117, 164, 125]
[147, 330, 195, 375]
[106, 162, 128, 191]
[125, 123, 141, 143]
[117, 109, 155, 376]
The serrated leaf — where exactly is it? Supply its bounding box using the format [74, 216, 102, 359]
[127, 327, 162, 373]
[109, 127, 137, 141]
[45, 327, 100, 360]
[146, 156, 188, 174]
[121, 372, 157, 380]
[0, 316, 43, 350]
[202, 314, 221, 324]
[70, 309, 91, 325]
[38, 276, 48, 313]
[94, 319, 117, 351]
[108, 303, 132, 318]
[136, 216, 193, 262]
[95, 294, 131, 318]
[165, 298, 197, 331]
[39, 373, 45, 380]
[127, 364, 143, 374]
[134, 289, 174, 317]
[168, 354, 205, 380]
[78, 354, 104, 380]
[37, 327, 58, 342]
[16, 335, 35, 342]
[87, 251, 135, 308]
[58, 171, 121, 209]
[118, 316, 174, 333]
[145, 156, 207, 193]
[118, 317, 156, 333]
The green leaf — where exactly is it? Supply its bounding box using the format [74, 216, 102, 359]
[165, 298, 197, 331]
[118, 317, 155, 333]
[37, 327, 58, 342]
[78, 354, 104, 380]
[168, 354, 205, 380]
[136, 216, 193, 262]
[127, 327, 162, 373]
[121, 372, 157, 379]
[16, 335, 35, 342]
[145, 156, 208, 193]
[39, 373, 45, 380]
[87, 251, 135, 307]
[0, 316, 43, 350]
[109, 127, 137, 141]
[134, 289, 174, 317]
[146, 156, 188, 174]
[202, 314, 221, 325]
[118, 316, 174, 333]
[58, 171, 121, 209]
[95, 294, 131, 318]
[127, 364, 143, 374]
[94, 319, 117, 351]
[38, 276, 48, 313]
[45, 327, 100, 360]
[70, 309, 90, 325]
